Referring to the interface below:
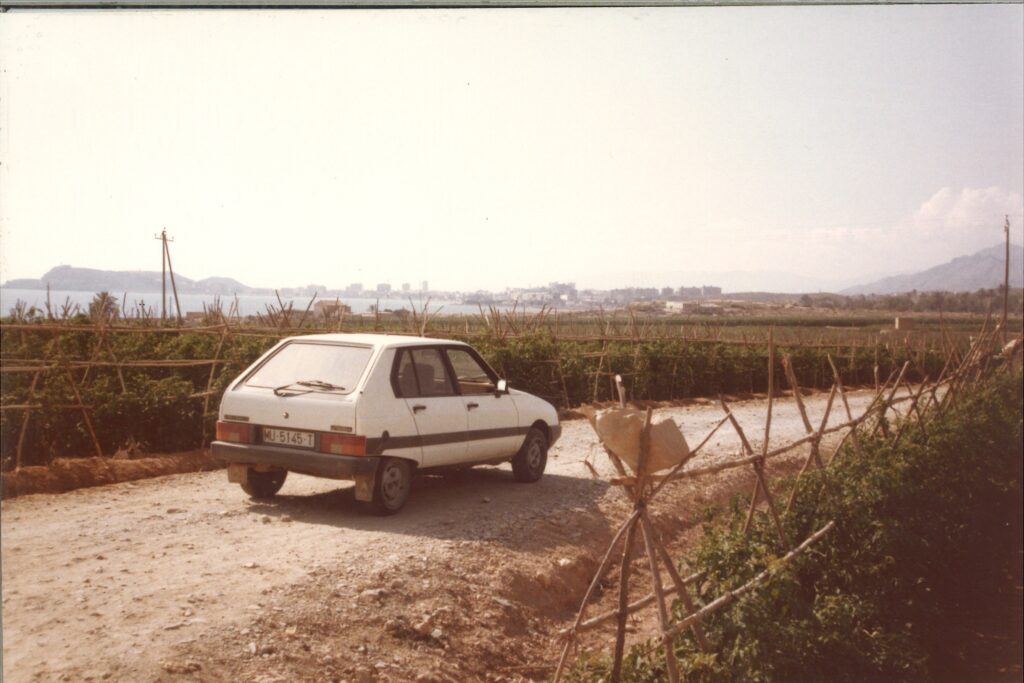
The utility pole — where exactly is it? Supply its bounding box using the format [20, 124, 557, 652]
[1003, 215, 1010, 345]
[154, 229, 183, 324]
[155, 230, 167, 321]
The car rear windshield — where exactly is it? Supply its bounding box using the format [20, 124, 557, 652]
[245, 343, 373, 394]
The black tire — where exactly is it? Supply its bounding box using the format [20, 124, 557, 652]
[512, 427, 547, 483]
[366, 457, 413, 516]
[240, 468, 287, 499]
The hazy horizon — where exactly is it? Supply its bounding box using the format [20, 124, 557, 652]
[1, 7, 1022, 293]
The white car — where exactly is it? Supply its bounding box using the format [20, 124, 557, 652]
[212, 334, 561, 514]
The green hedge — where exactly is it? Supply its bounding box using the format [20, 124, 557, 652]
[1, 325, 946, 467]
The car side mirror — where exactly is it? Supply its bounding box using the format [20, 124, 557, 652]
[495, 379, 509, 397]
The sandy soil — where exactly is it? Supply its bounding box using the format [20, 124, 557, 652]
[1, 388, 912, 683]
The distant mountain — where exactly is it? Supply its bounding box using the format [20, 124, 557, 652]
[1, 265, 267, 295]
[842, 243, 1024, 296]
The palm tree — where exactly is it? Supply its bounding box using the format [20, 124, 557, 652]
[89, 291, 119, 323]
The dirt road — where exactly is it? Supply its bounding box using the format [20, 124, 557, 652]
[1, 388, 911, 682]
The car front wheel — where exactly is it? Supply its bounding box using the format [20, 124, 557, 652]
[366, 457, 413, 515]
[512, 428, 547, 483]
[241, 468, 287, 499]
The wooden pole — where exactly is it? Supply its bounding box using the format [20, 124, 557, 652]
[552, 511, 642, 683]
[57, 348, 103, 458]
[15, 369, 42, 469]
[826, 354, 861, 456]
[163, 232, 183, 324]
[1003, 215, 1010, 346]
[660, 522, 835, 644]
[201, 326, 230, 445]
[156, 230, 167, 321]
[871, 361, 909, 438]
[646, 519, 711, 651]
[639, 515, 681, 683]
[610, 519, 639, 682]
[720, 397, 788, 546]
[781, 356, 836, 514]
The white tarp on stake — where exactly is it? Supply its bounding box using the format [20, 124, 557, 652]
[586, 406, 691, 475]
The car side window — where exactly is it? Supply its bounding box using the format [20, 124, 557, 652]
[446, 348, 497, 395]
[395, 348, 456, 398]
[395, 350, 419, 397]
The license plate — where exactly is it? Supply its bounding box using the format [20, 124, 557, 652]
[262, 427, 315, 449]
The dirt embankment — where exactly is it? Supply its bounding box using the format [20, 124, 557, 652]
[1, 450, 221, 500]
[1, 389, 907, 683]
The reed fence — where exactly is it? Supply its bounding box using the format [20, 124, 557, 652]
[551, 318, 1017, 682]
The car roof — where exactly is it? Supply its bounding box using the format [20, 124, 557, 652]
[278, 333, 470, 349]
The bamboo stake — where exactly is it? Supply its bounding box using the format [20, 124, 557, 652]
[201, 326, 231, 444]
[647, 518, 711, 651]
[719, 397, 788, 546]
[639, 514, 681, 683]
[827, 354, 861, 455]
[660, 521, 836, 644]
[893, 377, 930, 445]
[103, 334, 127, 393]
[745, 329, 776, 531]
[552, 510, 643, 683]
[781, 356, 835, 512]
[15, 369, 42, 469]
[871, 361, 910, 438]
[56, 344, 103, 459]
[561, 570, 705, 635]
[610, 518, 639, 682]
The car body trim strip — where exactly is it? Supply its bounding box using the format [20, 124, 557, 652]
[366, 425, 532, 453]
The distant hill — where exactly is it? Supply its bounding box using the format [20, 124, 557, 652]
[2, 265, 265, 295]
[842, 243, 1024, 295]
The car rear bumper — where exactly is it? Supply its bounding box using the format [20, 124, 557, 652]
[211, 441, 380, 480]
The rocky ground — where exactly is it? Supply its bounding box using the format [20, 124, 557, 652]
[1, 388, 909, 683]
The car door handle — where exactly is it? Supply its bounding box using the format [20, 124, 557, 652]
[412, 404, 427, 413]
[466, 402, 479, 410]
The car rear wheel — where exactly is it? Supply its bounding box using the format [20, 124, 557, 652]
[512, 428, 547, 483]
[241, 468, 287, 499]
[366, 457, 413, 515]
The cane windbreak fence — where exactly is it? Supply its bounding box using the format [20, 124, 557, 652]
[551, 322, 1018, 683]
[0, 296, 989, 469]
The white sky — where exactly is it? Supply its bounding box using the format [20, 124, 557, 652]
[1, 6, 1022, 293]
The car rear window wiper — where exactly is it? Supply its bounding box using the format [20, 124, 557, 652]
[295, 379, 346, 391]
[274, 382, 312, 397]
[272, 380, 345, 396]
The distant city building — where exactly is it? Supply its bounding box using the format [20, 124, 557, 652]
[421, 281, 429, 292]
[401, 282, 411, 292]
[547, 281, 578, 303]
[376, 283, 392, 295]
[676, 285, 722, 299]
[344, 283, 363, 297]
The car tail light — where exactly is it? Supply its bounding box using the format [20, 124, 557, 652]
[319, 433, 367, 456]
[217, 421, 254, 444]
